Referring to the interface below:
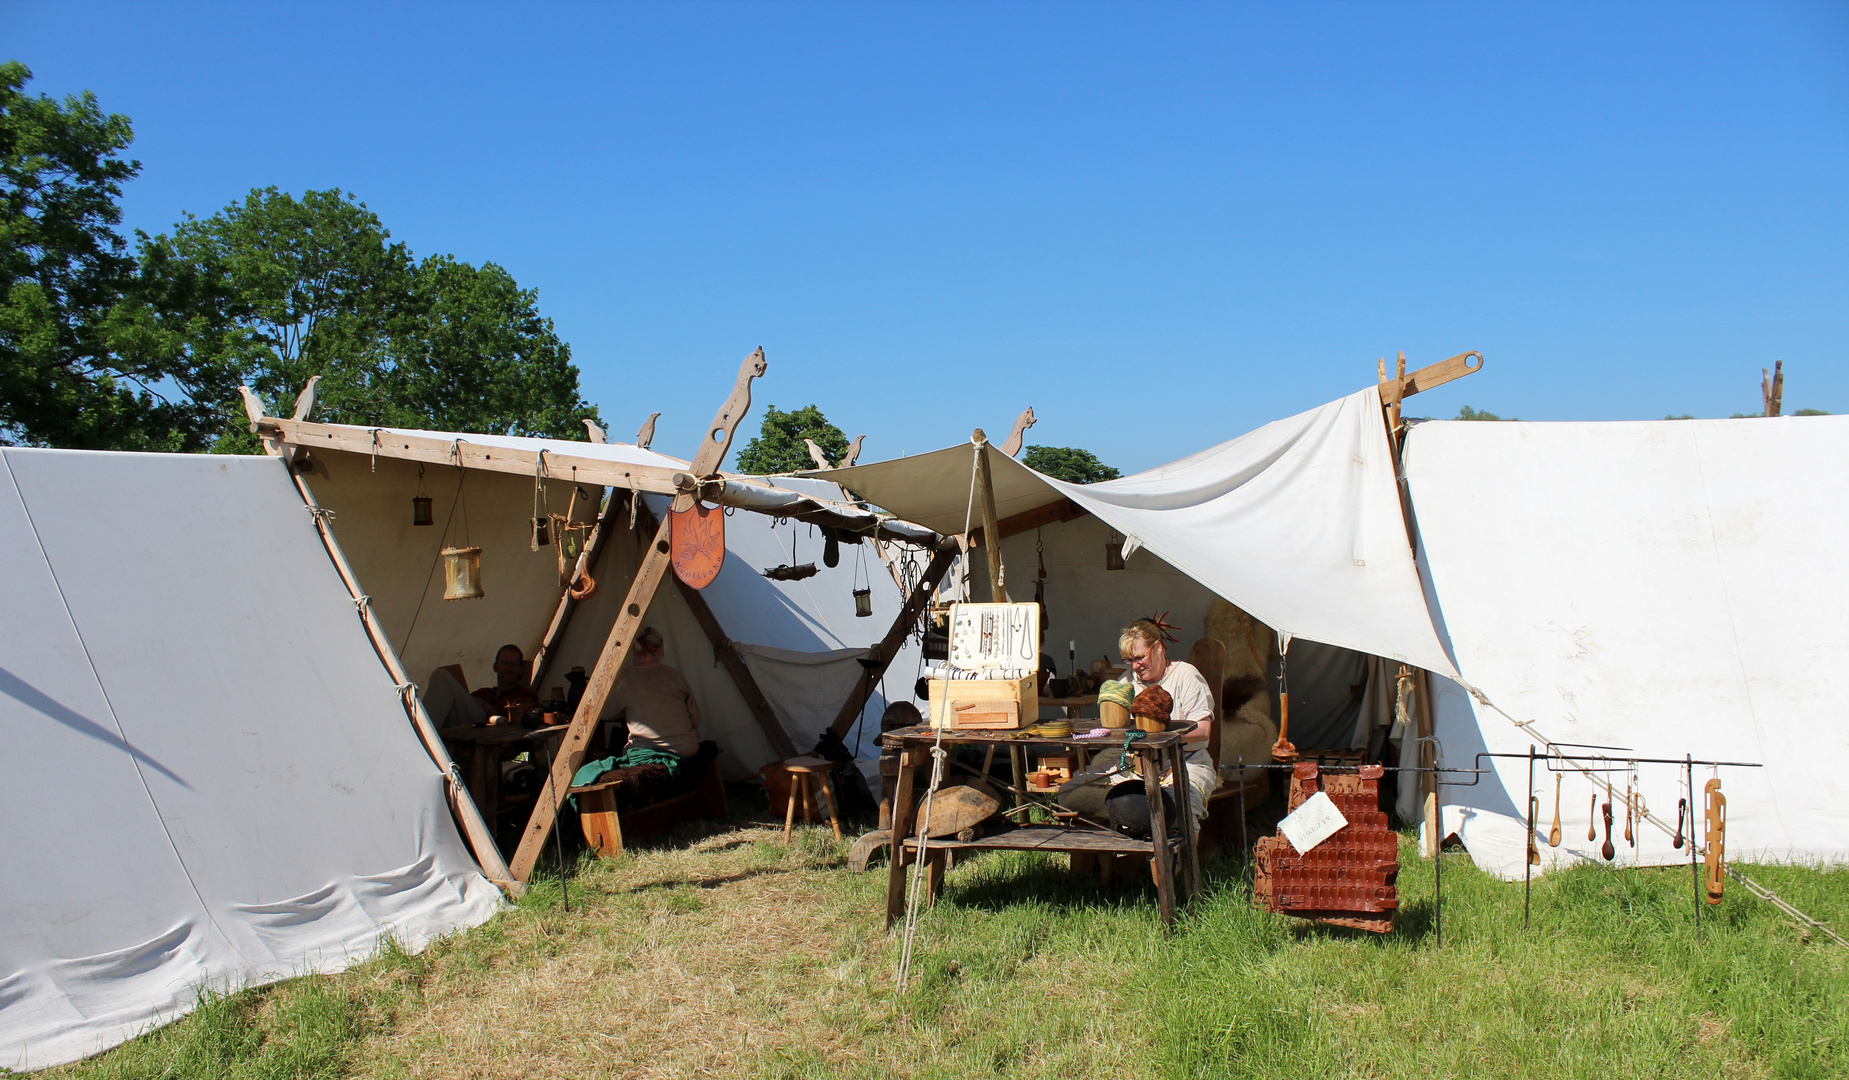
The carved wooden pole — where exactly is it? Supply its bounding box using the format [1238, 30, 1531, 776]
[971, 429, 1008, 602]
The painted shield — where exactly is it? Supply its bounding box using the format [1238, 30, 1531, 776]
[670, 502, 725, 589]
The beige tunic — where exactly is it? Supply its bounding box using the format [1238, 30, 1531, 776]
[605, 665, 702, 757]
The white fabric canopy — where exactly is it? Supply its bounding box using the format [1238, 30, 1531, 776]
[824, 388, 1457, 675]
[1406, 415, 1849, 867]
[0, 449, 501, 1071]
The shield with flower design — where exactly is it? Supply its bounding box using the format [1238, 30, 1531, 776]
[670, 501, 725, 589]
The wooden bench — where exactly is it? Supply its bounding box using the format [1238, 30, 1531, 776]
[568, 753, 729, 858]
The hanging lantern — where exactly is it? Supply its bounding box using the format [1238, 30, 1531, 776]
[561, 527, 583, 561]
[1105, 530, 1125, 571]
[853, 587, 873, 618]
[442, 546, 484, 600]
[412, 463, 433, 526]
[533, 516, 551, 547]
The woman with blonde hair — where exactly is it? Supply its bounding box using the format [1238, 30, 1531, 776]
[1115, 617, 1221, 821]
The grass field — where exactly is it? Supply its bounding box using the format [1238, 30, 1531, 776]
[36, 803, 1849, 1080]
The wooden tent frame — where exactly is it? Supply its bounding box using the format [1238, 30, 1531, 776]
[245, 348, 947, 887]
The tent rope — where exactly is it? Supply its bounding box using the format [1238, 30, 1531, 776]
[895, 436, 984, 994]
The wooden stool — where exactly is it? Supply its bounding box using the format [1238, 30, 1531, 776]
[781, 755, 843, 841]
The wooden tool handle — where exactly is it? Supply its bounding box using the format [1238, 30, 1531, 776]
[1600, 801, 1615, 861]
[1588, 792, 1598, 842]
[1528, 797, 1542, 865]
[1673, 797, 1686, 849]
[1548, 775, 1563, 847]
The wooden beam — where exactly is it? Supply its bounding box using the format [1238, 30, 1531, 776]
[825, 543, 959, 740]
[508, 348, 767, 883]
[965, 498, 1087, 550]
[634, 500, 799, 759]
[970, 431, 1008, 602]
[1378, 350, 1484, 408]
[528, 488, 623, 694]
[269, 417, 688, 497]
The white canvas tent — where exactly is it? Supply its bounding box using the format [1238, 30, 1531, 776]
[0, 449, 502, 1071]
[1404, 413, 1849, 874]
[821, 395, 1849, 875]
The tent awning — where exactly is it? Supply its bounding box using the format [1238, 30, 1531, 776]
[816, 387, 1458, 675]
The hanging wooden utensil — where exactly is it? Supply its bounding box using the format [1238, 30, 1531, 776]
[1600, 800, 1615, 861]
[1631, 791, 1645, 850]
[1587, 790, 1599, 842]
[1673, 797, 1686, 850]
[1623, 780, 1634, 846]
[1549, 774, 1563, 847]
[1528, 796, 1542, 865]
[1704, 778, 1726, 904]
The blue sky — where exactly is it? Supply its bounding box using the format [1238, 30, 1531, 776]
[11, 2, 1847, 473]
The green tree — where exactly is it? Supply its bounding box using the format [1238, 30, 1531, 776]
[1455, 405, 1517, 421]
[0, 61, 210, 448]
[129, 187, 597, 445]
[733, 404, 848, 473]
[1022, 445, 1120, 483]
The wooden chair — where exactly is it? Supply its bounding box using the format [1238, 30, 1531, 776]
[779, 755, 844, 841]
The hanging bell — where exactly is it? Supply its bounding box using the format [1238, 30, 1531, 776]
[412, 494, 433, 527]
[853, 586, 873, 618]
[441, 546, 484, 600]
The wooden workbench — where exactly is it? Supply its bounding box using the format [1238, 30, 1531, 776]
[880, 723, 1203, 929]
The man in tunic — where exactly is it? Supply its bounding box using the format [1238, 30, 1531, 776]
[423, 643, 539, 729]
[602, 626, 702, 758]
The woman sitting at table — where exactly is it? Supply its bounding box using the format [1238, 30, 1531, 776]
[1060, 618, 1222, 823]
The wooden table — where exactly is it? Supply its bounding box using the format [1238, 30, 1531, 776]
[880, 724, 1203, 929]
[440, 723, 570, 830]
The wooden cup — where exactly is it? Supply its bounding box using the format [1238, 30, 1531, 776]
[1100, 701, 1131, 729]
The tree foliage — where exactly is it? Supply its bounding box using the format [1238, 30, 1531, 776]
[0, 64, 600, 451]
[0, 61, 211, 448]
[733, 404, 848, 474]
[1022, 444, 1120, 484]
[1455, 405, 1517, 421]
[131, 187, 599, 446]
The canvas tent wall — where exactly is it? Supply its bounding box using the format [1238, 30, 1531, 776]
[301, 446, 921, 782]
[1403, 414, 1849, 874]
[818, 388, 1446, 759]
[0, 449, 501, 1071]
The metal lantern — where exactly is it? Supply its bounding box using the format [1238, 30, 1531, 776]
[853, 586, 873, 618]
[1105, 530, 1125, 571]
[534, 516, 551, 547]
[442, 546, 484, 600]
[412, 464, 433, 526]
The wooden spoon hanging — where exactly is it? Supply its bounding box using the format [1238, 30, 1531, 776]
[1597, 791, 1612, 861]
[1673, 797, 1686, 849]
[1548, 774, 1563, 847]
[1587, 791, 1599, 842]
[1528, 796, 1542, 865]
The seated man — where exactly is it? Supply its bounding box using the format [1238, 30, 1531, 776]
[423, 643, 540, 730]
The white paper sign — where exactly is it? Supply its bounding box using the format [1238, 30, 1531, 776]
[1279, 791, 1349, 854]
